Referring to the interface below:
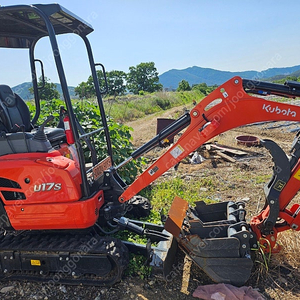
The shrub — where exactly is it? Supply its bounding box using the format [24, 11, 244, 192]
[28, 98, 144, 183]
[155, 98, 171, 110]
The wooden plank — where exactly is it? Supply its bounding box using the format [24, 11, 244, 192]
[180, 255, 192, 295]
[212, 142, 261, 156]
[216, 150, 236, 163]
[210, 144, 247, 156]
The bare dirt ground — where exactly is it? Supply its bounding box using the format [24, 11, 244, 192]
[1, 104, 300, 299]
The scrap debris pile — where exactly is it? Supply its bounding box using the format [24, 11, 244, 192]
[189, 142, 263, 166]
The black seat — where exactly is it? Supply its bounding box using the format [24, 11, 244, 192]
[0, 84, 32, 132]
[0, 131, 53, 156]
[0, 85, 65, 146]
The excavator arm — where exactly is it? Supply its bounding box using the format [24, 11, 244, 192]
[120, 76, 300, 202]
[118, 76, 300, 285]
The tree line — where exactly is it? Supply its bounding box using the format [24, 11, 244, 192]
[30, 62, 218, 101]
[75, 61, 163, 98]
[177, 79, 217, 95]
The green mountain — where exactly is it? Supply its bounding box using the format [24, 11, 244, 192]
[159, 65, 300, 89]
[265, 69, 300, 82]
[11, 82, 77, 100]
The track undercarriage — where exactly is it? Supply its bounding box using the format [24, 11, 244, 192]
[0, 224, 175, 286]
[0, 231, 128, 285]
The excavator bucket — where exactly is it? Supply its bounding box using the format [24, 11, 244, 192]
[165, 197, 255, 286]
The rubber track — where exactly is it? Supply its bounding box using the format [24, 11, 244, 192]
[0, 230, 129, 286]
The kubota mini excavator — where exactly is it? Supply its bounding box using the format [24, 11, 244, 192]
[1, 3, 300, 287]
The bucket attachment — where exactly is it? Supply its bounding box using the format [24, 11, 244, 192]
[165, 197, 255, 286]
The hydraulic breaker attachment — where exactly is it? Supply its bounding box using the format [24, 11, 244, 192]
[165, 197, 256, 286]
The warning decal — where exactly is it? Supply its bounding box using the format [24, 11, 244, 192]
[170, 145, 184, 159]
[148, 166, 159, 176]
[273, 180, 286, 192]
[294, 169, 300, 181]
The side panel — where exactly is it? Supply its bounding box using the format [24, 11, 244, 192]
[0, 153, 82, 205]
[5, 190, 104, 230]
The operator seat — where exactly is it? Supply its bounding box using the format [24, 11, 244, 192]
[0, 85, 65, 146]
[0, 84, 32, 132]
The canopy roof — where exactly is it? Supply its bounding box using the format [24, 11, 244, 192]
[0, 3, 94, 48]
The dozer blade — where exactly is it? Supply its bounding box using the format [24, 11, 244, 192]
[165, 197, 255, 286]
[120, 219, 178, 278]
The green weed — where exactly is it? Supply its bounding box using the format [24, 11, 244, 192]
[125, 254, 152, 279]
[103, 90, 204, 122]
[141, 176, 219, 214]
[254, 174, 271, 184]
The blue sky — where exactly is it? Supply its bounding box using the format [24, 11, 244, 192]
[1, 0, 300, 87]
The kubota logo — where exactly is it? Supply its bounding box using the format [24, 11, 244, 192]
[262, 104, 296, 117]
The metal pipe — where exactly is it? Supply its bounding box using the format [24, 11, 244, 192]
[30, 5, 90, 197]
[115, 157, 133, 170]
[243, 79, 300, 97]
[131, 112, 191, 160]
[82, 35, 114, 165]
[79, 127, 104, 140]
[29, 42, 40, 126]
[114, 112, 191, 171]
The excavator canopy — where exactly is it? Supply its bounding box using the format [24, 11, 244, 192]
[0, 3, 93, 48]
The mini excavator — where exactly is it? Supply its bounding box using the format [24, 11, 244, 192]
[1, 3, 300, 287]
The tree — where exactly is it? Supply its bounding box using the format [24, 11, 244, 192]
[106, 70, 127, 96]
[177, 80, 191, 91]
[75, 81, 94, 99]
[192, 83, 217, 95]
[93, 69, 128, 96]
[127, 62, 163, 94]
[29, 76, 60, 100]
[75, 70, 127, 98]
[273, 75, 300, 85]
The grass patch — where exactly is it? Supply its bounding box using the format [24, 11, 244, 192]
[254, 174, 272, 184]
[125, 254, 152, 279]
[103, 90, 204, 123]
[141, 176, 219, 216]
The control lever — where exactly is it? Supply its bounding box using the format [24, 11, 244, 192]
[32, 115, 54, 141]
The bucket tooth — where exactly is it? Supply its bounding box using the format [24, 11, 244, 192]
[165, 196, 254, 286]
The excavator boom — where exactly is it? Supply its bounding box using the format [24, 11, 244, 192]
[120, 76, 300, 202]
[119, 76, 300, 285]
